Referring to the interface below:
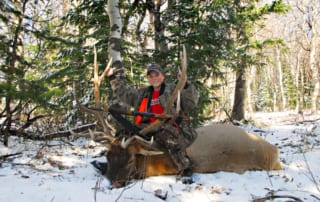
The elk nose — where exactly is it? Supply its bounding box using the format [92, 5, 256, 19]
[112, 181, 124, 188]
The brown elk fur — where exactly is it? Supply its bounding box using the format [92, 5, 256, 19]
[187, 124, 282, 173]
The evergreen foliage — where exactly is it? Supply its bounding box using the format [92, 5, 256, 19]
[1, 0, 315, 144]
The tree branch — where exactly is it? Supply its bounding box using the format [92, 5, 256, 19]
[252, 194, 303, 202]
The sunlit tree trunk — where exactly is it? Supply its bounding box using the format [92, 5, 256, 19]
[309, 30, 319, 114]
[247, 65, 255, 118]
[298, 58, 305, 114]
[294, 0, 319, 114]
[93, 46, 101, 108]
[271, 63, 279, 111]
[275, 46, 286, 110]
[292, 48, 303, 113]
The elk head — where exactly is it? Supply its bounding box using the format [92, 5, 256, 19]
[105, 135, 163, 188]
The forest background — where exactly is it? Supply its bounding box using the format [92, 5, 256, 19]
[0, 0, 319, 145]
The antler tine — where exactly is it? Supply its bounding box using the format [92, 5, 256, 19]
[121, 135, 161, 156]
[121, 136, 153, 149]
[76, 99, 110, 133]
[89, 128, 115, 142]
[164, 45, 187, 114]
[121, 136, 135, 148]
[121, 135, 154, 149]
[139, 45, 188, 136]
[69, 128, 90, 138]
[133, 135, 154, 146]
[137, 149, 163, 156]
[133, 136, 163, 156]
[73, 85, 115, 139]
[100, 57, 113, 82]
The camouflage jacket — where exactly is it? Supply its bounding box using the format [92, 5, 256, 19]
[110, 78, 199, 148]
[110, 78, 199, 124]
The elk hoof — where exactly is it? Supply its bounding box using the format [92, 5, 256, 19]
[177, 168, 195, 184]
[179, 176, 194, 184]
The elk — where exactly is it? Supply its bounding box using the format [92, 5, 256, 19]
[76, 47, 281, 188]
[103, 124, 282, 188]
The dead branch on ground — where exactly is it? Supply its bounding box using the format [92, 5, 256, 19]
[7, 123, 96, 141]
[0, 152, 23, 162]
[252, 194, 303, 202]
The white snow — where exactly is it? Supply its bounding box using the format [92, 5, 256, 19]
[1, 111, 319, 202]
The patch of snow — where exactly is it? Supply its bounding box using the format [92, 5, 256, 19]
[0, 112, 319, 202]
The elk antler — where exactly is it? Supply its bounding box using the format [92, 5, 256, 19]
[136, 148, 163, 156]
[139, 46, 188, 136]
[88, 129, 115, 142]
[73, 79, 116, 142]
[75, 99, 116, 136]
[164, 45, 187, 115]
[121, 135, 154, 149]
[121, 136, 163, 156]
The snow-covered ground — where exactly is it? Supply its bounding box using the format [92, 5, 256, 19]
[1, 111, 319, 202]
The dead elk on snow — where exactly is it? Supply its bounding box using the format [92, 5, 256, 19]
[101, 123, 282, 188]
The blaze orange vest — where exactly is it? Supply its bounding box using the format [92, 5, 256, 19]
[134, 97, 148, 125]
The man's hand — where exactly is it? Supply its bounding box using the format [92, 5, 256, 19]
[177, 70, 182, 79]
[177, 71, 189, 89]
[105, 67, 115, 78]
[105, 66, 125, 81]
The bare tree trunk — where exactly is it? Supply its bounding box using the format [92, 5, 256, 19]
[309, 31, 319, 114]
[294, 0, 319, 114]
[146, 0, 169, 61]
[153, 0, 166, 52]
[293, 48, 304, 113]
[271, 62, 279, 111]
[247, 65, 255, 119]
[275, 46, 286, 110]
[3, 1, 26, 146]
[299, 63, 305, 113]
[231, 68, 246, 121]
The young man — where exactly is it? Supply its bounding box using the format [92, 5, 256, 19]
[108, 64, 199, 175]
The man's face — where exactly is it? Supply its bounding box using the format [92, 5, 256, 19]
[147, 71, 164, 90]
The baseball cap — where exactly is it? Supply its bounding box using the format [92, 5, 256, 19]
[147, 64, 163, 75]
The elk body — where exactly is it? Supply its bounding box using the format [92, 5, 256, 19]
[188, 124, 282, 173]
[104, 124, 282, 188]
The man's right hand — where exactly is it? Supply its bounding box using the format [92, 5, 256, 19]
[106, 67, 125, 81]
[105, 67, 115, 78]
